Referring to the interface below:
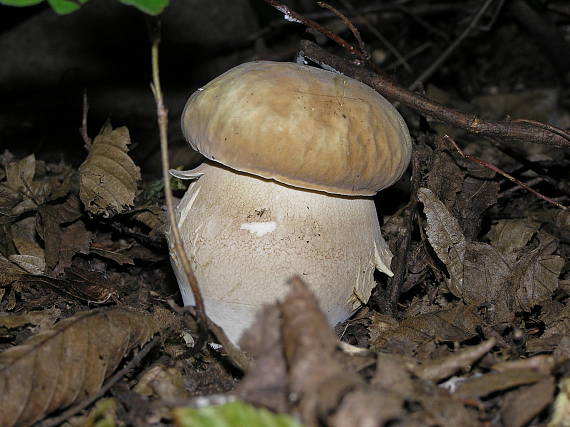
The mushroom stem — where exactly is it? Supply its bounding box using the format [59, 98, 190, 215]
[171, 162, 393, 344]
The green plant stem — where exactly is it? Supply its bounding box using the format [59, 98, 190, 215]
[150, 33, 209, 353]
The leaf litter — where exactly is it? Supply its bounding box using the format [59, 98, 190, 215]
[0, 108, 568, 426]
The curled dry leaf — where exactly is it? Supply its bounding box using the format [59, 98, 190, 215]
[419, 187, 564, 324]
[79, 125, 141, 218]
[0, 309, 159, 427]
[417, 187, 466, 296]
[501, 378, 555, 427]
[281, 277, 363, 426]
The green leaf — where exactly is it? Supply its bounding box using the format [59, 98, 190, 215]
[46, 0, 88, 14]
[172, 401, 302, 427]
[0, 0, 43, 6]
[119, 0, 168, 15]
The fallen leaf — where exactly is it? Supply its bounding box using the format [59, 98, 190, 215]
[454, 370, 549, 399]
[418, 187, 466, 297]
[79, 125, 141, 217]
[0, 255, 26, 286]
[8, 254, 45, 275]
[0, 309, 159, 427]
[23, 268, 117, 304]
[90, 247, 135, 266]
[455, 174, 499, 240]
[134, 365, 189, 401]
[54, 220, 92, 275]
[370, 305, 480, 354]
[501, 378, 555, 427]
[0, 308, 60, 331]
[487, 219, 541, 259]
[507, 240, 564, 313]
[281, 277, 363, 426]
[235, 305, 288, 413]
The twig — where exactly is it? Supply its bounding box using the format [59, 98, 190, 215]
[299, 39, 570, 148]
[338, 0, 413, 73]
[444, 135, 567, 210]
[386, 149, 421, 312]
[40, 335, 160, 427]
[512, 118, 570, 142]
[80, 90, 92, 150]
[317, 1, 369, 60]
[263, 0, 363, 59]
[149, 24, 209, 353]
[263, 0, 393, 77]
[408, 0, 497, 91]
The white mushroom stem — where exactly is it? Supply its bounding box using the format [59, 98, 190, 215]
[170, 162, 394, 344]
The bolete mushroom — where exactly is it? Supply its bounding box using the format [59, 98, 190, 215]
[170, 61, 411, 344]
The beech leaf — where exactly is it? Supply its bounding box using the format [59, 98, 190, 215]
[0, 309, 159, 427]
[79, 126, 141, 218]
[417, 187, 466, 296]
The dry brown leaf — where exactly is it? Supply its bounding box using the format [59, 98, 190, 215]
[2, 154, 73, 219]
[132, 205, 165, 236]
[501, 378, 555, 427]
[90, 247, 135, 266]
[418, 187, 466, 297]
[0, 308, 61, 332]
[0, 309, 159, 427]
[134, 365, 189, 402]
[281, 277, 363, 426]
[455, 174, 499, 240]
[454, 370, 549, 399]
[23, 267, 117, 304]
[369, 305, 480, 354]
[79, 125, 141, 217]
[38, 196, 84, 271]
[414, 338, 496, 382]
[0, 255, 26, 286]
[54, 221, 92, 275]
[5, 154, 35, 194]
[329, 388, 405, 427]
[507, 236, 564, 313]
[487, 219, 541, 259]
[235, 305, 289, 413]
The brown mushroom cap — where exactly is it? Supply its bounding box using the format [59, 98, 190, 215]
[181, 61, 412, 196]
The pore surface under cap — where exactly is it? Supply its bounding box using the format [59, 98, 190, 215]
[182, 61, 412, 196]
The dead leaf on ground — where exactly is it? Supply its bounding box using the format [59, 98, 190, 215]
[0, 154, 73, 220]
[235, 305, 289, 413]
[419, 187, 564, 324]
[418, 187, 466, 297]
[281, 277, 363, 426]
[21, 267, 117, 304]
[0, 308, 160, 427]
[487, 218, 541, 260]
[369, 304, 481, 355]
[454, 370, 550, 399]
[79, 125, 141, 218]
[501, 378, 555, 427]
[134, 365, 189, 402]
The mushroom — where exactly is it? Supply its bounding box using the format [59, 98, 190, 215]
[170, 61, 412, 344]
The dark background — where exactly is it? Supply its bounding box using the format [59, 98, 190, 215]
[1, 0, 568, 178]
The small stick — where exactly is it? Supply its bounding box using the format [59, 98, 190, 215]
[338, 0, 413, 73]
[149, 25, 209, 353]
[444, 135, 567, 210]
[79, 90, 92, 150]
[408, 0, 497, 91]
[317, 1, 369, 60]
[40, 335, 160, 427]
